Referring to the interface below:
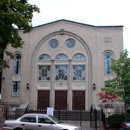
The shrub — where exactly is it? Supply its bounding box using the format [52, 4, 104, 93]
[106, 113, 130, 128]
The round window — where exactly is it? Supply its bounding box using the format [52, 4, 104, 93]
[66, 39, 75, 48]
[49, 39, 59, 49]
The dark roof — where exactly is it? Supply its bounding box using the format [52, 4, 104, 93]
[33, 19, 123, 29]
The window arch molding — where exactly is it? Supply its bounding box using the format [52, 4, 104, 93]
[103, 51, 114, 75]
[38, 54, 51, 61]
[72, 53, 86, 60]
[14, 52, 23, 58]
[55, 53, 68, 60]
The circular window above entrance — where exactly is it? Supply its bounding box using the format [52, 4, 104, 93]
[49, 39, 59, 49]
[65, 38, 76, 48]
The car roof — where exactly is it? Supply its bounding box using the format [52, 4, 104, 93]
[23, 113, 49, 116]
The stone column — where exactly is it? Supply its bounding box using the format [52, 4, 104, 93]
[50, 60, 55, 108]
[67, 60, 72, 110]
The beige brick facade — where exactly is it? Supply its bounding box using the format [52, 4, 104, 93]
[1, 19, 123, 111]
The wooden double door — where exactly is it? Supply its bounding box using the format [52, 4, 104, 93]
[37, 90, 67, 110]
[55, 91, 67, 110]
[37, 91, 50, 109]
[72, 91, 85, 110]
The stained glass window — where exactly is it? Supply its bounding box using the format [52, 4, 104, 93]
[104, 52, 112, 74]
[72, 65, 85, 81]
[66, 38, 76, 48]
[12, 81, 20, 96]
[55, 54, 68, 60]
[39, 54, 51, 60]
[73, 53, 86, 60]
[55, 65, 68, 81]
[38, 65, 50, 81]
[14, 54, 21, 74]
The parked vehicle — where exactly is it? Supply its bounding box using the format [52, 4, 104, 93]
[122, 122, 130, 130]
[2, 113, 82, 130]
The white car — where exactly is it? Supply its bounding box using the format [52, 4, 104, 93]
[2, 113, 82, 130]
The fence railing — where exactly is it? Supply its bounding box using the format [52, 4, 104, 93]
[0, 103, 101, 129]
[5, 108, 91, 127]
[90, 108, 101, 129]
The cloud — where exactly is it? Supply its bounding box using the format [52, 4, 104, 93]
[31, 0, 130, 25]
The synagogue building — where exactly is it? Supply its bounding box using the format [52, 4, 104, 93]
[1, 19, 123, 110]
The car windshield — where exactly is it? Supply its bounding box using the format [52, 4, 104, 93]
[48, 115, 62, 123]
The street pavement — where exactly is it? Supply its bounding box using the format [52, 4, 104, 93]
[0, 121, 95, 130]
[0, 128, 94, 130]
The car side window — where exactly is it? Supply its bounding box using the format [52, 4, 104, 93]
[20, 115, 36, 123]
[38, 116, 52, 124]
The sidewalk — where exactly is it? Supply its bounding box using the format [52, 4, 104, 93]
[0, 128, 94, 130]
[81, 121, 94, 130]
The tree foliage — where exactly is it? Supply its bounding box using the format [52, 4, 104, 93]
[97, 92, 119, 108]
[102, 49, 130, 104]
[0, 0, 40, 71]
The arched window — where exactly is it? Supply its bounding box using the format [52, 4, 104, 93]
[38, 54, 51, 81]
[55, 54, 68, 81]
[104, 52, 113, 74]
[55, 54, 68, 60]
[39, 54, 51, 60]
[73, 53, 86, 60]
[72, 53, 86, 81]
[14, 54, 21, 75]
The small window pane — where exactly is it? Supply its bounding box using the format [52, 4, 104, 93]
[38, 65, 50, 81]
[38, 116, 52, 124]
[105, 81, 112, 87]
[39, 54, 51, 60]
[49, 39, 58, 49]
[55, 65, 68, 81]
[12, 81, 20, 96]
[104, 52, 112, 74]
[73, 53, 86, 60]
[55, 54, 68, 60]
[14, 54, 21, 74]
[21, 115, 36, 123]
[73, 65, 85, 81]
[66, 39, 76, 48]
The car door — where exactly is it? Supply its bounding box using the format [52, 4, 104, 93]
[20, 115, 38, 130]
[38, 115, 59, 130]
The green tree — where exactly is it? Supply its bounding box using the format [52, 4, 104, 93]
[0, 0, 40, 71]
[102, 49, 130, 120]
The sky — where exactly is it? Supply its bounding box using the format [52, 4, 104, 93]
[29, 0, 130, 53]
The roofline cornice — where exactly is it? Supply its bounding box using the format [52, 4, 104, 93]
[32, 19, 123, 29]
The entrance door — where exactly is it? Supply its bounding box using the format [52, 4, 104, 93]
[37, 91, 50, 109]
[72, 91, 85, 110]
[55, 91, 67, 110]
